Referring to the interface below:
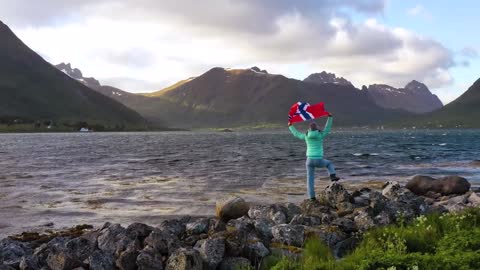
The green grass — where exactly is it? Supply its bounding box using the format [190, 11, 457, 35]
[265, 207, 480, 270]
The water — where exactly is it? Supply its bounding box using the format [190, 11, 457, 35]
[1, 129, 479, 237]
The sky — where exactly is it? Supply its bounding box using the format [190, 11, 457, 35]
[0, 0, 478, 104]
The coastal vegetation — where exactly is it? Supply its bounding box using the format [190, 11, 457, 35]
[266, 207, 480, 270]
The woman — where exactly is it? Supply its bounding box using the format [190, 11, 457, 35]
[288, 114, 339, 200]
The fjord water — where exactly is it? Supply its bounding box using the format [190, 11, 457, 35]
[1, 129, 479, 237]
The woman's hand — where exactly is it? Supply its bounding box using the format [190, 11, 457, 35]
[288, 122, 292, 126]
[328, 113, 333, 117]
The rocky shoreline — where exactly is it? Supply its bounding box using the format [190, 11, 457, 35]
[1, 176, 479, 270]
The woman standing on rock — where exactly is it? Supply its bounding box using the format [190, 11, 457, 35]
[288, 114, 340, 200]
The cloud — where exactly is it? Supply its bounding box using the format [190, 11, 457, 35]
[460, 46, 478, 58]
[407, 4, 433, 20]
[407, 4, 424, 16]
[101, 77, 166, 93]
[98, 48, 156, 68]
[4, 0, 456, 99]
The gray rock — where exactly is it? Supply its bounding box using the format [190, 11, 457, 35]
[88, 250, 115, 270]
[183, 235, 200, 247]
[353, 210, 375, 232]
[248, 205, 270, 220]
[19, 256, 40, 270]
[382, 181, 402, 198]
[218, 257, 251, 270]
[243, 240, 269, 259]
[227, 216, 254, 233]
[424, 191, 442, 199]
[216, 196, 249, 222]
[254, 218, 274, 242]
[284, 203, 302, 223]
[209, 219, 226, 233]
[271, 224, 305, 247]
[65, 236, 96, 262]
[299, 199, 334, 217]
[248, 204, 288, 224]
[32, 237, 68, 267]
[186, 218, 210, 235]
[289, 214, 322, 226]
[374, 211, 393, 226]
[305, 226, 347, 248]
[46, 252, 82, 270]
[165, 248, 202, 270]
[144, 229, 179, 256]
[324, 183, 353, 206]
[0, 264, 15, 270]
[270, 209, 287, 225]
[159, 219, 186, 237]
[194, 238, 225, 269]
[369, 191, 387, 215]
[137, 246, 163, 270]
[0, 239, 32, 269]
[332, 218, 357, 233]
[126, 223, 154, 241]
[406, 175, 471, 196]
[97, 223, 131, 255]
[116, 240, 141, 270]
[468, 192, 480, 206]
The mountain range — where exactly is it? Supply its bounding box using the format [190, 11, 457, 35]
[0, 20, 146, 130]
[2, 19, 479, 130]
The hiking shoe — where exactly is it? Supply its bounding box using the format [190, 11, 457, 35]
[308, 197, 317, 201]
[330, 174, 340, 182]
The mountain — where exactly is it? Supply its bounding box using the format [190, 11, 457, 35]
[0, 21, 146, 129]
[56, 62, 101, 89]
[304, 71, 354, 87]
[141, 67, 409, 128]
[412, 78, 480, 127]
[366, 80, 443, 114]
[53, 63, 177, 127]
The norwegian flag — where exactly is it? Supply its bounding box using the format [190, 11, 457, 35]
[288, 102, 329, 124]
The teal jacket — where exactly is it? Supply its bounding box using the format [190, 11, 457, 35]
[289, 117, 333, 159]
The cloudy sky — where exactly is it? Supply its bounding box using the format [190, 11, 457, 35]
[0, 0, 478, 103]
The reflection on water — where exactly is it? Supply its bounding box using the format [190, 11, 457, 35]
[0, 129, 479, 236]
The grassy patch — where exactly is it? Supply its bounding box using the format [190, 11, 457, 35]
[266, 207, 480, 270]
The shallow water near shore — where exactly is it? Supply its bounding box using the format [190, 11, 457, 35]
[1, 129, 479, 237]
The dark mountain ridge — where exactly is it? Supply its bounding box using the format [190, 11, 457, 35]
[0, 21, 146, 129]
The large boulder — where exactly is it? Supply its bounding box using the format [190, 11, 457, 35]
[88, 250, 115, 270]
[116, 240, 141, 270]
[194, 238, 225, 269]
[323, 183, 354, 207]
[19, 255, 41, 270]
[126, 223, 154, 241]
[468, 192, 480, 206]
[248, 204, 288, 225]
[289, 214, 322, 227]
[165, 248, 202, 270]
[304, 226, 347, 248]
[299, 199, 334, 217]
[406, 175, 471, 196]
[216, 196, 249, 222]
[186, 218, 210, 235]
[271, 224, 305, 247]
[159, 219, 186, 237]
[243, 239, 269, 259]
[97, 223, 132, 256]
[46, 252, 83, 270]
[144, 229, 180, 256]
[0, 239, 32, 269]
[136, 246, 163, 270]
